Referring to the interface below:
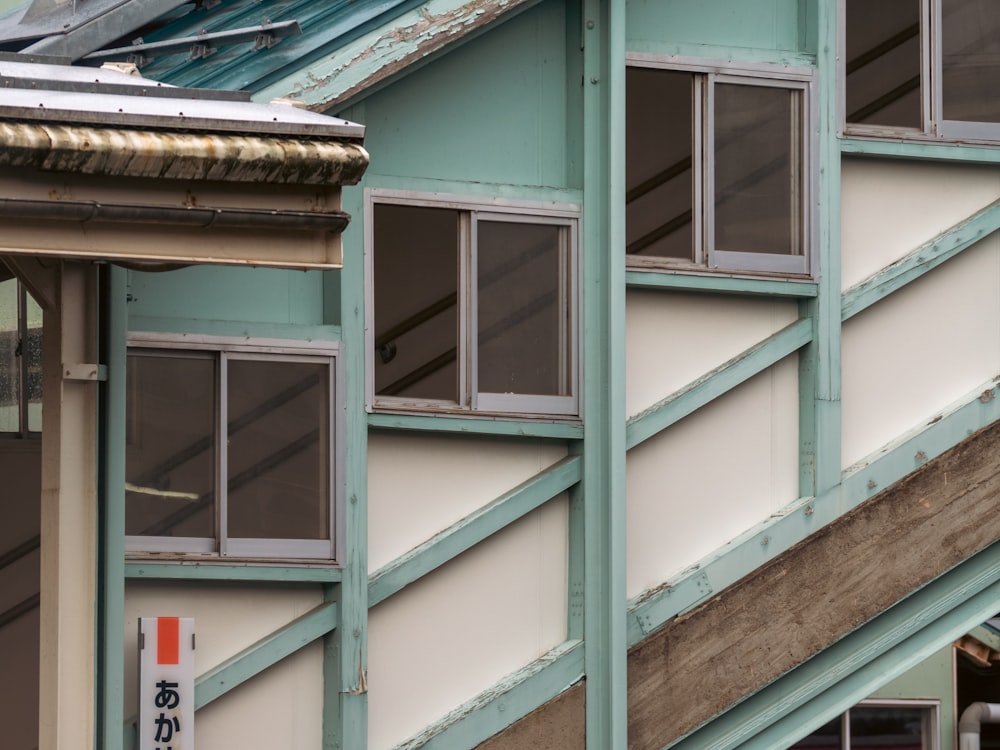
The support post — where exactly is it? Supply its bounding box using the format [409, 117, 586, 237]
[38, 261, 99, 750]
[799, 0, 842, 499]
[581, 0, 627, 747]
[98, 264, 128, 750]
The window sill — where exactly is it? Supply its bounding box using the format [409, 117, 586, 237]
[625, 268, 818, 298]
[368, 409, 584, 439]
[841, 134, 1000, 165]
[124, 558, 342, 582]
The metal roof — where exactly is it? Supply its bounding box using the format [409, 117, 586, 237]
[0, 58, 365, 138]
[0, 0, 422, 92]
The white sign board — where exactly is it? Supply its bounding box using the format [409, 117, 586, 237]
[139, 617, 195, 750]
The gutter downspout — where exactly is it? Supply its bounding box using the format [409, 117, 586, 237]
[959, 702, 1000, 750]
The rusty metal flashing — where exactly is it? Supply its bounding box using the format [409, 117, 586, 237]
[0, 196, 350, 232]
[0, 121, 369, 185]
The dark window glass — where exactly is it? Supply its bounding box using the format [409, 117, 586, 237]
[125, 352, 216, 539]
[714, 83, 799, 256]
[942, 0, 1000, 123]
[477, 221, 569, 397]
[227, 358, 329, 540]
[789, 716, 841, 749]
[626, 68, 695, 260]
[850, 706, 924, 750]
[373, 204, 459, 401]
[845, 0, 922, 128]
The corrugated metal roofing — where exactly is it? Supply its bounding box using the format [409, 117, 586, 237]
[130, 0, 421, 93]
[0, 0, 424, 95]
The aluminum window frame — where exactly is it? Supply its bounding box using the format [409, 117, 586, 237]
[365, 189, 581, 419]
[625, 56, 816, 279]
[841, 0, 1000, 143]
[124, 333, 343, 564]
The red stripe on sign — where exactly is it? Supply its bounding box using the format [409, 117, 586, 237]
[157, 617, 180, 665]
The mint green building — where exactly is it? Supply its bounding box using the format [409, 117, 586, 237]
[1, 0, 1000, 748]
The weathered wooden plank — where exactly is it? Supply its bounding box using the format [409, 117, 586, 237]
[626, 418, 1000, 749]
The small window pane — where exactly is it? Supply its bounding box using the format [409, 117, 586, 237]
[789, 716, 841, 748]
[126, 353, 215, 538]
[0, 279, 19, 432]
[942, 0, 1000, 123]
[226, 358, 329, 541]
[477, 221, 570, 397]
[714, 83, 800, 256]
[373, 204, 460, 401]
[845, 0, 922, 128]
[25, 292, 42, 433]
[850, 705, 926, 749]
[626, 68, 695, 260]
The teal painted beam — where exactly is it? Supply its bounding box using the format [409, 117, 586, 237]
[195, 601, 339, 709]
[581, 1, 628, 747]
[667, 541, 1000, 750]
[330, 163, 370, 748]
[396, 640, 584, 750]
[98, 264, 128, 750]
[842, 137, 1000, 165]
[626, 270, 818, 298]
[798, 0, 842, 499]
[368, 455, 582, 607]
[123, 602, 339, 749]
[627, 374, 1000, 647]
[127, 315, 341, 342]
[626, 41, 816, 68]
[841, 198, 1000, 321]
[626, 318, 813, 450]
[124, 563, 343, 583]
[368, 412, 583, 440]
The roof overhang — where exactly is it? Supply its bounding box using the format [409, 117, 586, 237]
[0, 58, 369, 269]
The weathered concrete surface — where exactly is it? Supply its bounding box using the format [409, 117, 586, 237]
[475, 682, 585, 750]
[476, 420, 1000, 749]
[628, 419, 1000, 749]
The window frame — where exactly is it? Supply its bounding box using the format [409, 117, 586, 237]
[0, 278, 42, 439]
[365, 189, 581, 419]
[625, 55, 817, 279]
[792, 698, 941, 749]
[124, 333, 344, 564]
[841, 0, 1000, 143]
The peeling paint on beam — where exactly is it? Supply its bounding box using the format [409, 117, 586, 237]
[841, 197, 1000, 321]
[368, 455, 581, 607]
[626, 318, 813, 451]
[395, 640, 584, 750]
[256, 0, 544, 110]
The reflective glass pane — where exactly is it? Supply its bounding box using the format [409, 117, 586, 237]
[25, 291, 42, 433]
[226, 358, 329, 541]
[714, 83, 800, 256]
[850, 706, 926, 750]
[125, 352, 215, 538]
[942, 0, 1000, 123]
[845, 0, 922, 128]
[373, 204, 460, 401]
[0, 279, 18, 432]
[626, 68, 695, 260]
[477, 220, 569, 397]
[788, 716, 841, 748]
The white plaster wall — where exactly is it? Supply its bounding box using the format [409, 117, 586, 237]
[367, 498, 569, 749]
[625, 290, 798, 418]
[841, 159, 1000, 291]
[194, 642, 323, 750]
[841, 235, 1000, 469]
[124, 582, 324, 746]
[626, 359, 799, 599]
[368, 433, 568, 571]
